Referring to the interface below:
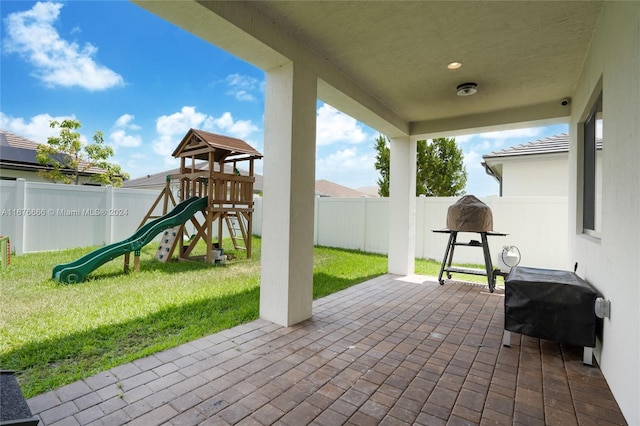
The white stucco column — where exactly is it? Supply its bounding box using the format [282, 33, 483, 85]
[260, 61, 317, 326]
[388, 136, 416, 275]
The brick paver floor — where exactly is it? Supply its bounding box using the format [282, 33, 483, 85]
[27, 274, 627, 425]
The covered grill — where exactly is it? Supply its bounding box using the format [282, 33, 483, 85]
[434, 195, 505, 292]
[446, 195, 493, 232]
[503, 265, 602, 365]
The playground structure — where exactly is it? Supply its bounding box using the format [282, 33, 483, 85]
[138, 128, 263, 266]
[52, 196, 208, 283]
[1, 235, 10, 268]
[51, 129, 262, 283]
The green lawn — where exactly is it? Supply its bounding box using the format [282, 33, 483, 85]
[0, 237, 488, 398]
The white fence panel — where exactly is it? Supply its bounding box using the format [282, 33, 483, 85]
[111, 188, 165, 242]
[316, 198, 366, 250]
[24, 183, 107, 252]
[361, 198, 388, 254]
[2, 180, 569, 269]
[412, 195, 568, 269]
[416, 196, 459, 262]
[0, 180, 163, 254]
[252, 195, 263, 236]
[254, 194, 568, 269]
[0, 180, 20, 251]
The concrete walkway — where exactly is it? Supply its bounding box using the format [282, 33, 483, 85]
[27, 275, 627, 425]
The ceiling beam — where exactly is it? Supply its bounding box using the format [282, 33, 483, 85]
[410, 100, 570, 140]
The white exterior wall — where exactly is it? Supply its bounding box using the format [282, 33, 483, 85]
[568, 3, 640, 423]
[501, 154, 568, 196]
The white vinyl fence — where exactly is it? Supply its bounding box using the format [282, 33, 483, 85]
[254, 195, 570, 270]
[0, 179, 163, 255]
[1, 179, 569, 270]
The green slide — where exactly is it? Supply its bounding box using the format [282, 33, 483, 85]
[52, 196, 208, 284]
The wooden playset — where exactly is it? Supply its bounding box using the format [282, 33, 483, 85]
[134, 128, 263, 268]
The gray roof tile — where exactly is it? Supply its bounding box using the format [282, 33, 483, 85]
[482, 133, 569, 159]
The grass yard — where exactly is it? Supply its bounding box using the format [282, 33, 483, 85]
[0, 237, 489, 398]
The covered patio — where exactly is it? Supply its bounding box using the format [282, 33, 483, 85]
[27, 276, 625, 425]
[30, 1, 632, 422]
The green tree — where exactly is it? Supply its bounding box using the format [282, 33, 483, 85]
[417, 137, 467, 196]
[36, 119, 129, 186]
[373, 134, 467, 197]
[374, 134, 390, 196]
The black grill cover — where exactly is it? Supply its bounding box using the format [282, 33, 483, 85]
[505, 266, 599, 348]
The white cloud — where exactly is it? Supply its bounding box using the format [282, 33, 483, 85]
[153, 106, 207, 156]
[316, 147, 378, 188]
[114, 114, 140, 130]
[453, 134, 474, 144]
[109, 129, 142, 148]
[224, 73, 260, 102]
[316, 104, 368, 146]
[152, 107, 259, 156]
[320, 147, 359, 169]
[3, 2, 123, 91]
[433, 127, 543, 146]
[234, 91, 255, 102]
[462, 149, 485, 170]
[476, 127, 542, 142]
[0, 112, 75, 143]
[108, 114, 142, 148]
[205, 112, 259, 139]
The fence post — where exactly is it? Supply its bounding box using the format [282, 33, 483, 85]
[361, 197, 368, 251]
[14, 179, 26, 255]
[104, 185, 113, 244]
[314, 196, 320, 246]
[415, 196, 422, 258]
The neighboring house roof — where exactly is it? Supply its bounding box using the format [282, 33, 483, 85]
[315, 179, 371, 198]
[123, 162, 264, 193]
[0, 129, 106, 176]
[172, 128, 263, 161]
[357, 186, 381, 198]
[125, 164, 370, 198]
[482, 133, 569, 160]
[481, 133, 570, 185]
[481, 132, 603, 182]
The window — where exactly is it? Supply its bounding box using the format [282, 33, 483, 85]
[582, 94, 603, 235]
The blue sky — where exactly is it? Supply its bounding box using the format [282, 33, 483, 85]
[1, 1, 568, 196]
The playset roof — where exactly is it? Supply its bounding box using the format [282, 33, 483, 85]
[172, 128, 263, 163]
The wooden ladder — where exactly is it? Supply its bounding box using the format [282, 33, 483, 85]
[225, 212, 247, 251]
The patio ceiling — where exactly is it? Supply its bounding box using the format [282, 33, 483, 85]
[133, 1, 603, 137]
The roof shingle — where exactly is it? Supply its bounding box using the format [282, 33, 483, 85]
[172, 128, 263, 161]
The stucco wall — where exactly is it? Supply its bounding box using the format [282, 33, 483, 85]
[568, 3, 640, 423]
[502, 154, 568, 196]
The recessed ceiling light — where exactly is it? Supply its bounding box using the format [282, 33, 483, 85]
[456, 82, 478, 96]
[447, 62, 462, 70]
